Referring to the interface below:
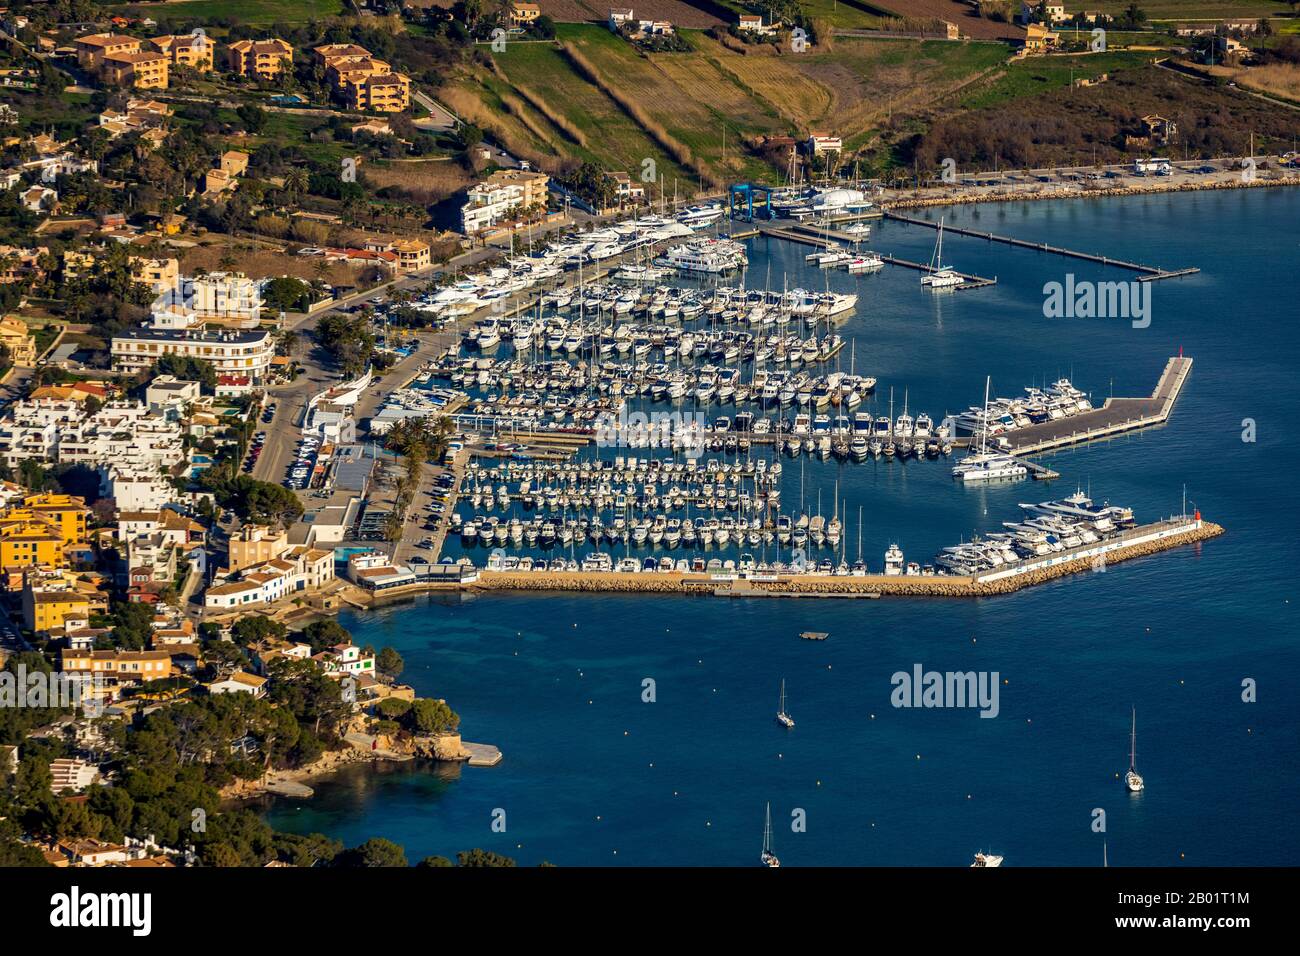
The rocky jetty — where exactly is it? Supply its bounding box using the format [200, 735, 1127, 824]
[467, 522, 1223, 599]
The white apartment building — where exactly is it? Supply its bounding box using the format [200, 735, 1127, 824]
[56, 400, 186, 474]
[111, 327, 275, 395]
[0, 398, 77, 468]
[104, 466, 175, 512]
[203, 545, 336, 610]
[0, 398, 184, 480]
[150, 272, 265, 329]
[145, 375, 201, 420]
[460, 169, 549, 235]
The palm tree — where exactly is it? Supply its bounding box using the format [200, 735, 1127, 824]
[283, 167, 309, 205]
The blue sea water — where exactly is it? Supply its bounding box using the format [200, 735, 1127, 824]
[263, 188, 1300, 866]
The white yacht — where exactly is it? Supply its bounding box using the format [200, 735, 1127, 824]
[883, 543, 904, 575]
[952, 376, 1027, 482]
[677, 203, 724, 230]
[920, 217, 965, 289]
[761, 802, 780, 868]
[776, 679, 794, 729]
[1126, 707, 1145, 793]
[845, 252, 884, 273]
[953, 453, 1027, 482]
[971, 851, 1004, 868]
[474, 318, 501, 350]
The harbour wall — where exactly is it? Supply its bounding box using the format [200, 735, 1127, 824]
[885, 174, 1300, 211]
[449, 519, 1222, 599]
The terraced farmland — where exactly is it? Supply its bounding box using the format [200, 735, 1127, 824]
[452, 23, 1011, 187]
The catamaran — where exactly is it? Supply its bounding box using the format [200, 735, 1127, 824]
[1126, 707, 1145, 792]
[920, 217, 965, 289]
[761, 802, 780, 867]
[776, 679, 794, 728]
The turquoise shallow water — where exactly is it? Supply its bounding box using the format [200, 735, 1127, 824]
[264, 188, 1300, 866]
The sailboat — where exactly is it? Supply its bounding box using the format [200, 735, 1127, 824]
[776, 679, 794, 728]
[951, 375, 1026, 482]
[761, 802, 780, 867]
[920, 217, 965, 289]
[1125, 707, 1145, 792]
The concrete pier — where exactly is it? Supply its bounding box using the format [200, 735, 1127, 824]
[882, 211, 1199, 281]
[757, 224, 997, 288]
[455, 517, 1220, 599]
[1007, 356, 1192, 456]
[464, 742, 503, 767]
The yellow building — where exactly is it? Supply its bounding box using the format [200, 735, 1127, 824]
[393, 239, 432, 273]
[347, 72, 410, 113]
[227, 38, 294, 80]
[0, 521, 65, 569]
[227, 523, 288, 572]
[60, 649, 173, 684]
[511, 2, 542, 25]
[22, 586, 91, 633]
[149, 34, 215, 72]
[74, 34, 141, 72]
[1024, 23, 1060, 53]
[0, 315, 35, 365]
[22, 494, 90, 546]
[102, 50, 170, 90]
[129, 256, 179, 295]
[314, 44, 410, 113]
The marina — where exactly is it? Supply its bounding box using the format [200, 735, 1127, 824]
[356, 210, 1204, 600]
[265, 187, 1296, 870]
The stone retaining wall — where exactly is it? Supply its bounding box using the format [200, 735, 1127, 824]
[887, 176, 1298, 211]
[463, 522, 1223, 598]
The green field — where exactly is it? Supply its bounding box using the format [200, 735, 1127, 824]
[958, 50, 1163, 109]
[109, 0, 345, 25]
[457, 23, 1009, 185]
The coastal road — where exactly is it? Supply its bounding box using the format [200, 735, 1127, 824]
[412, 88, 459, 132]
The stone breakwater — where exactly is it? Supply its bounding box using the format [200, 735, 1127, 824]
[887, 176, 1299, 211]
[467, 522, 1223, 599]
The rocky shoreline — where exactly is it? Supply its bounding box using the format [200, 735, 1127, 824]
[886, 175, 1299, 211]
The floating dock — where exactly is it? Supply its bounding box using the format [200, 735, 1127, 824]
[882, 211, 1199, 281]
[1007, 356, 1191, 456]
[464, 742, 503, 767]
[876, 253, 997, 290]
[758, 224, 997, 288]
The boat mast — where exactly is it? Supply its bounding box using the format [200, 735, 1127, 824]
[981, 375, 991, 455]
[1129, 707, 1138, 771]
[857, 504, 863, 562]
